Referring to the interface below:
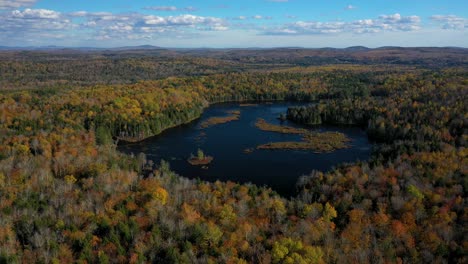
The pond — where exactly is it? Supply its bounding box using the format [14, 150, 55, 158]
[118, 102, 373, 196]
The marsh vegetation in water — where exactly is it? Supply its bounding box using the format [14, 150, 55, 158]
[254, 118, 350, 153]
[199, 110, 241, 129]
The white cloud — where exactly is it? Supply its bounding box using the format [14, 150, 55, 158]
[108, 23, 133, 33]
[0, 8, 73, 45]
[69, 11, 88, 17]
[1, 8, 71, 31]
[145, 6, 178, 11]
[250, 15, 273, 20]
[265, 13, 421, 35]
[380, 13, 420, 24]
[144, 6, 198, 12]
[231, 15, 273, 21]
[0, 0, 36, 9]
[431, 15, 467, 30]
[76, 12, 228, 40]
[0, 7, 228, 44]
[207, 25, 229, 31]
[142, 14, 224, 27]
[184, 7, 198, 12]
[345, 5, 357, 10]
[11, 8, 60, 19]
[1, 5, 466, 48]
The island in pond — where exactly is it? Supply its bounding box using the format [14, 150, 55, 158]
[187, 149, 214, 165]
[199, 110, 241, 129]
[255, 118, 350, 153]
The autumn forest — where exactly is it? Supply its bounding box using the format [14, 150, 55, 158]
[0, 47, 467, 263]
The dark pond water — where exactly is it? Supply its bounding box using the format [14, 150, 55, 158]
[118, 102, 373, 196]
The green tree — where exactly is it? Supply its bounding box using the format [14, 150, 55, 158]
[95, 126, 113, 145]
[197, 148, 205, 160]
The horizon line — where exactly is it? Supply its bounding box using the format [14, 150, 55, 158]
[1, 45, 467, 50]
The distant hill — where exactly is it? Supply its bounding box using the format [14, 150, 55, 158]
[344, 46, 370, 51]
[109, 45, 164, 51]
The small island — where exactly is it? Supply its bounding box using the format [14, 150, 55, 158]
[187, 148, 214, 166]
[257, 131, 351, 153]
[199, 110, 241, 129]
[254, 118, 351, 153]
[243, 148, 254, 154]
[239, 103, 258, 107]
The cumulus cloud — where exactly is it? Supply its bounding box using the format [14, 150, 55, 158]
[264, 13, 421, 35]
[0, 8, 72, 33]
[3, 4, 463, 47]
[345, 5, 357, 10]
[145, 6, 177, 11]
[0, 7, 228, 44]
[380, 13, 420, 24]
[0, 0, 36, 9]
[184, 7, 198, 12]
[268, 21, 346, 35]
[0, 8, 74, 45]
[231, 15, 272, 21]
[431, 15, 467, 30]
[144, 6, 198, 12]
[75, 12, 228, 40]
[143, 14, 223, 27]
[11, 8, 61, 19]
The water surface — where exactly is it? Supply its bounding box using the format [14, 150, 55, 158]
[119, 102, 372, 196]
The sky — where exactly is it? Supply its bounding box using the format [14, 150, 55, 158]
[0, 0, 467, 48]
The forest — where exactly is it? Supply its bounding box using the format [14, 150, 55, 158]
[0, 47, 466, 90]
[0, 48, 467, 263]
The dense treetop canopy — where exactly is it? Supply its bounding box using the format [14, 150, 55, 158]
[0, 49, 466, 263]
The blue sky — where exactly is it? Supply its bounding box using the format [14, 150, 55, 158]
[0, 0, 466, 47]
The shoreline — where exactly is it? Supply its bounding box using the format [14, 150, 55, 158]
[115, 99, 362, 145]
[116, 113, 204, 144]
